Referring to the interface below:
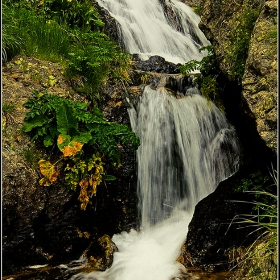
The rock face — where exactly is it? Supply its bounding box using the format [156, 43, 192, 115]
[179, 0, 277, 272]
[199, 0, 250, 78]
[179, 166, 272, 271]
[241, 1, 277, 154]
[132, 55, 180, 74]
[199, 0, 277, 155]
[2, 56, 138, 274]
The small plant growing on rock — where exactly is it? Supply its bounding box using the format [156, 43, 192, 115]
[230, 168, 277, 279]
[22, 90, 140, 210]
[2, 102, 16, 113]
[179, 46, 223, 111]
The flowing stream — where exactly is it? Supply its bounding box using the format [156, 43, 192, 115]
[95, 0, 210, 63]
[71, 87, 240, 280]
[70, 1, 240, 279]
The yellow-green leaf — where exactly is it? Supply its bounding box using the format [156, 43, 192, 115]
[38, 159, 60, 186]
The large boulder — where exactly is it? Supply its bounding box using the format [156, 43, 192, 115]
[179, 165, 273, 271]
[241, 1, 277, 154]
[199, 0, 277, 156]
[132, 55, 180, 74]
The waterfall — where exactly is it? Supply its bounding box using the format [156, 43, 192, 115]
[71, 86, 240, 280]
[70, 1, 240, 279]
[130, 87, 240, 230]
[95, 0, 210, 63]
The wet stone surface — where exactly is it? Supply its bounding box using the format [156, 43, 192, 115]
[2, 266, 235, 280]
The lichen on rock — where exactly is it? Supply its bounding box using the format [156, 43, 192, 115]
[241, 1, 277, 154]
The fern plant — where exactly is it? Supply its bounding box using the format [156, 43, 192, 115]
[179, 46, 224, 110]
[23, 90, 140, 209]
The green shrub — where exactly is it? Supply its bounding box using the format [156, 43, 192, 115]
[193, 4, 201, 16]
[37, 0, 104, 32]
[2, 102, 16, 113]
[22, 90, 140, 209]
[2, 0, 132, 101]
[179, 46, 217, 76]
[235, 170, 274, 203]
[65, 32, 121, 95]
[199, 76, 224, 111]
[179, 46, 223, 110]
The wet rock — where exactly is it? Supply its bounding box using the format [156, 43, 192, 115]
[132, 55, 180, 74]
[241, 1, 277, 154]
[159, 0, 184, 33]
[179, 166, 273, 271]
[2, 56, 139, 275]
[93, 2, 122, 48]
[86, 235, 118, 271]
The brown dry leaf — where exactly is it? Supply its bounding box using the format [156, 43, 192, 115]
[88, 175, 98, 197]
[38, 159, 60, 186]
[57, 135, 66, 145]
[78, 178, 90, 211]
[61, 141, 83, 157]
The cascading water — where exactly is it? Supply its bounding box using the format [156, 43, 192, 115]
[71, 85, 240, 280]
[70, 1, 240, 279]
[130, 87, 240, 230]
[95, 0, 210, 63]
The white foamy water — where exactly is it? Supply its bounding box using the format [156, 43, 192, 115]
[95, 0, 210, 63]
[69, 1, 239, 279]
[71, 87, 240, 280]
[130, 87, 240, 230]
[73, 212, 193, 280]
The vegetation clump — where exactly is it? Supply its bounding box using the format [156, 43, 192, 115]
[179, 45, 224, 111]
[230, 168, 277, 279]
[2, 0, 132, 103]
[2, 0, 139, 209]
[23, 90, 140, 210]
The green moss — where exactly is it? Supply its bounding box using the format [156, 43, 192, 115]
[225, 3, 262, 81]
[193, 4, 201, 16]
[2, 102, 16, 113]
[23, 147, 40, 169]
[199, 76, 224, 112]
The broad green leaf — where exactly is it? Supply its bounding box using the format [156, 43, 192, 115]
[72, 131, 92, 145]
[23, 115, 49, 132]
[55, 102, 78, 135]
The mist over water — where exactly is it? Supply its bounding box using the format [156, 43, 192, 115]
[71, 87, 240, 280]
[95, 0, 210, 63]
